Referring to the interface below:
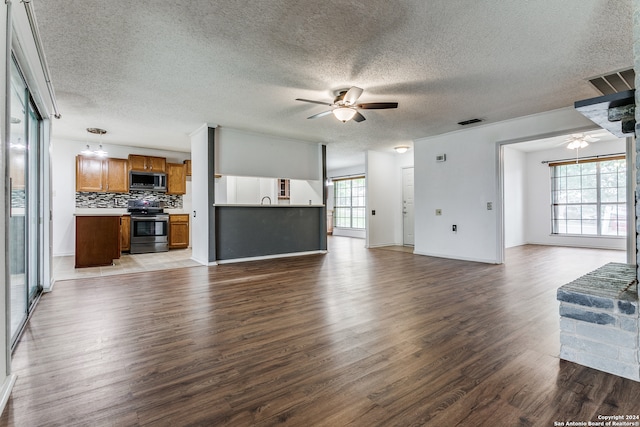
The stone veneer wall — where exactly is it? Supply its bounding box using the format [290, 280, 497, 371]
[558, 263, 639, 380]
[636, 0, 640, 274]
[76, 191, 183, 209]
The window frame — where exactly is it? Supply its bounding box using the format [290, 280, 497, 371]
[550, 156, 626, 237]
[333, 176, 366, 230]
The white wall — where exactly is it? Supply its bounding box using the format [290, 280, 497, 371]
[523, 138, 626, 250]
[216, 127, 322, 180]
[51, 138, 191, 256]
[414, 107, 597, 263]
[289, 180, 323, 205]
[503, 146, 527, 248]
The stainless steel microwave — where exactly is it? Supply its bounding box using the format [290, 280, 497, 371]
[129, 171, 167, 192]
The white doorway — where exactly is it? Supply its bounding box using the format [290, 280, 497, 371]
[402, 167, 415, 246]
[498, 129, 632, 264]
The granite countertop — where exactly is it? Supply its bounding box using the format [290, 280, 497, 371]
[75, 208, 128, 216]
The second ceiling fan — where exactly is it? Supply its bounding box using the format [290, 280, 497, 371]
[296, 86, 398, 123]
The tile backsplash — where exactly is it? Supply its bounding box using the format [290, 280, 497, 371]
[76, 191, 183, 209]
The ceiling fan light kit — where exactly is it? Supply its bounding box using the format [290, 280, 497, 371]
[296, 86, 398, 123]
[333, 107, 357, 122]
[566, 140, 589, 150]
[565, 133, 598, 150]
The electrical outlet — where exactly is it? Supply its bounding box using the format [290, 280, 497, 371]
[487, 202, 493, 210]
[452, 224, 457, 232]
[372, 210, 376, 215]
[435, 209, 442, 216]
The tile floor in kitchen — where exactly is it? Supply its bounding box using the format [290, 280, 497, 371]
[53, 248, 203, 281]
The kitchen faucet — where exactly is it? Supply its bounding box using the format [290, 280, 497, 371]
[261, 196, 271, 205]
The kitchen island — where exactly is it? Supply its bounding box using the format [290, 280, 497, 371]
[74, 213, 124, 268]
[213, 204, 326, 262]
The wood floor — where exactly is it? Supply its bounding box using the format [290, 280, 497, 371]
[2, 237, 638, 426]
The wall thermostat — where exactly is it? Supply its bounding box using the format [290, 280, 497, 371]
[436, 154, 446, 162]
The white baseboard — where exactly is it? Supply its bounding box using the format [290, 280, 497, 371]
[0, 374, 17, 417]
[412, 250, 500, 264]
[190, 256, 217, 266]
[43, 277, 56, 293]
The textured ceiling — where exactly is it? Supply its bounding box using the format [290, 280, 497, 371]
[32, 0, 633, 169]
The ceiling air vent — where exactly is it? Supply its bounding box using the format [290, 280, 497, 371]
[588, 68, 635, 95]
[457, 118, 483, 126]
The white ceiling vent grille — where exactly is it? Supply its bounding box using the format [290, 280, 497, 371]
[588, 69, 635, 95]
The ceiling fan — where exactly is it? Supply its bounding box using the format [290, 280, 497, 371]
[564, 133, 599, 150]
[295, 86, 398, 123]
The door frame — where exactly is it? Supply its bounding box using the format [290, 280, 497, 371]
[401, 166, 415, 246]
[494, 125, 621, 264]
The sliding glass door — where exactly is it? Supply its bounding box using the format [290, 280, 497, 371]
[9, 57, 43, 347]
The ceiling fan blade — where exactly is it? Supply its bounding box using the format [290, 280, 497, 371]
[357, 102, 398, 109]
[343, 86, 363, 105]
[353, 111, 366, 122]
[296, 98, 333, 106]
[307, 110, 333, 119]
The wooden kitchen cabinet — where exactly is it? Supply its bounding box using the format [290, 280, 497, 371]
[120, 215, 130, 252]
[169, 214, 189, 249]
[105, 158, 129, 193]
[75, 215, 121, 267]
[76, 155, 105, 192]
[76, 155, 130, 193]
[167, 163, 187, 195]
[128, 154, 166, 172]
[184, 159, 192, 176]
[148, 156, 166, 172]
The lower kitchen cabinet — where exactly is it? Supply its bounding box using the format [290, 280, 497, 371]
[120, 215, 130, 252]
[169, 214, 189, 249]
[75, 215, 121, 268]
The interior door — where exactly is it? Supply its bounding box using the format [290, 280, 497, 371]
[402, 167, 415, 246]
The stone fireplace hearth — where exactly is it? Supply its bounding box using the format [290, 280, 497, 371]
[557, 263, 639, 380]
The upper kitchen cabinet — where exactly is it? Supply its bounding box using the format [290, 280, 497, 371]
[167, 163, 187, 195]
[184, 159, 192, 176]
[76, 155, 129, 193]
[76, 155, 105, 192]
[105, 158, 129, 193]
[128, 154, 166, 173]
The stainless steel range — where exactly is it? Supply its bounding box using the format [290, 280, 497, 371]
[127, 200, 169, 254]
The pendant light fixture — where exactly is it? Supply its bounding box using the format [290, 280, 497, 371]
[82, 127, 108, 157]
[80, 144, 93, 155]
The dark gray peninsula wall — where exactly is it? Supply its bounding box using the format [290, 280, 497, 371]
[214, 205, 326, 261]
